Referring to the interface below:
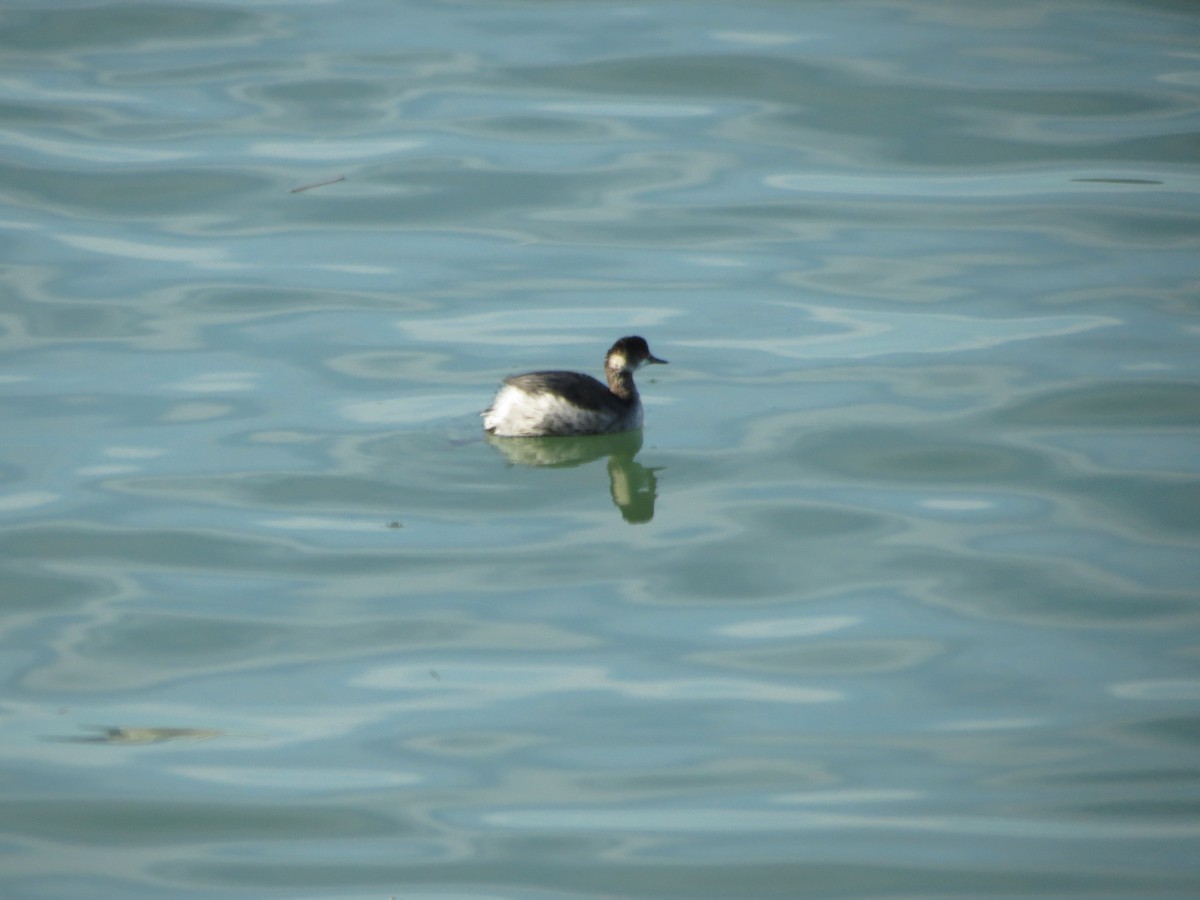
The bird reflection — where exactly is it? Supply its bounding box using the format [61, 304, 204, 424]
[487, 429, 662, 523]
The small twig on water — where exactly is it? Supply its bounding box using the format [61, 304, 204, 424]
[289, 175, 346, 194]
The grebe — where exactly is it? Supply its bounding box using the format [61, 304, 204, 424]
[483, 336, 667, 437]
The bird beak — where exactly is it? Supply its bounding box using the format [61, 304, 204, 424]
[647, 354, 668, 365]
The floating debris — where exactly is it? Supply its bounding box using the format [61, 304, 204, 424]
[45, 726, 223, 745]
[289, 175, 346, 194]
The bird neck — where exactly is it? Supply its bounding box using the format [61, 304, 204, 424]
[606, 365, 637, 401]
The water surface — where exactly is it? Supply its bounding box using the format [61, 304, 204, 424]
[2, 0, 1199, 897]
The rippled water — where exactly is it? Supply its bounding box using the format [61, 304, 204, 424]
[3, 1, 1200, 897]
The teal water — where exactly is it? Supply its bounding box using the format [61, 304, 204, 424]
[2, 0, 1200, 897]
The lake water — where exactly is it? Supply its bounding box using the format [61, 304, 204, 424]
[2, 1, 1199, 897]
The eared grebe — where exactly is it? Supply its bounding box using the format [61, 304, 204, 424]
[483, 336, 667, 437]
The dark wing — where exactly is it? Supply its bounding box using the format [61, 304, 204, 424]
[503, 371, 623, 411]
